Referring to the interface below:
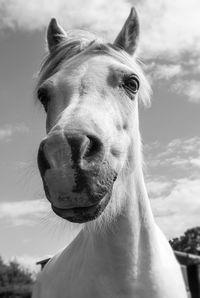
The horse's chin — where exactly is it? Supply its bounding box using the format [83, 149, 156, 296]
[51, 192, 111, 223]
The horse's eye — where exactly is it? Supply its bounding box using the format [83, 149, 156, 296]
[37, 88, 50, 112]
[123, 75, 140, 98]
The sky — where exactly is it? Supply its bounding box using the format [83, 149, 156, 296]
[0, 0, 200, 272]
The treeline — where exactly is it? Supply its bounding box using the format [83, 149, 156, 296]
[170, 227, 200, 256]
[0, 257, 33, 298]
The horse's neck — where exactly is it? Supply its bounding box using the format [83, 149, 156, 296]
[72, 172, 186, 297]
[82, 170, 158, 280]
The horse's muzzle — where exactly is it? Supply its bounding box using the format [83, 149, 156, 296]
[37, 131, 117, 222]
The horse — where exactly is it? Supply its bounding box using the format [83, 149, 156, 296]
[32, 7, 187, 298]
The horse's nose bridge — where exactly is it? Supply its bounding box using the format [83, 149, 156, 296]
[64, 133, 90, 164]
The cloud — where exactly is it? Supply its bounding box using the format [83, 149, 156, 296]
[0, 0, 200, 58]
[185, 56, 200, 75]
[167, 137, 200, 155]
[0, 123, 29, 142]
[138, 0, 200, 58]
[145, 62, 183, 86]
[145, 137, 200, 238]
[144, 55, 200, 103]
[190, 158, 200, 167]
[172, 80, 200, 103]
[0, 199, 49, 225]
[0, 198, 79, 240]
[146, 137, 200, 170]
[152, 64, 182, 81]
[146, 180, 172, 198]
[151, 178, 200, 239]
[0, 0, 131, 34]
[167, 157, 200, 169]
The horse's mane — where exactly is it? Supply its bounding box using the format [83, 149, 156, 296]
[37, 30, 151, 107]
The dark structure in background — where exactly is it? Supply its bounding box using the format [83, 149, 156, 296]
[36, 258, 51, 270]
[175, 251, 200, 298]
[36, 251, 200, 298]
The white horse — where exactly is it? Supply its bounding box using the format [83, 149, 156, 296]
[32, 7, 187, 298]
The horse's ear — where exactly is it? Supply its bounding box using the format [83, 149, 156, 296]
[114, 7, 139, 55]
[47, 18, 66, 52]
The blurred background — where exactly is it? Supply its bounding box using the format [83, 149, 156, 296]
[0, 0, 199, 292]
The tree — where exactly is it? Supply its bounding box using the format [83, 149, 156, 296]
[170, 227, 200, 256]
[0, 256, 33, 298]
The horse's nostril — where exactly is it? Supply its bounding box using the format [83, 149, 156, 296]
[84, 135, 103, 159]
[37, 140, 51, 176]
[65, 133, 104, 164]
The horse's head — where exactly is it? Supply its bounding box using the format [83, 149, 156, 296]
[37, 8, 150, 223]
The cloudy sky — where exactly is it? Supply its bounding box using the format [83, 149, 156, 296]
[0, 0, 200, 271]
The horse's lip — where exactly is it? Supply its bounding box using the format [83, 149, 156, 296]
[52, 203, 99, 217]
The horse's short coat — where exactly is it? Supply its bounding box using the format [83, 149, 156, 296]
[32, 8, 187, 298]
